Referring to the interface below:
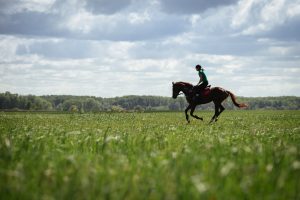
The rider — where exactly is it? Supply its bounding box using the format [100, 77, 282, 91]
[193, 64, 208, 97]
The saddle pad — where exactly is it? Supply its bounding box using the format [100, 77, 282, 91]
[201, 88, 211, 97]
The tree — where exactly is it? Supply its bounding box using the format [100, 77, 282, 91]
[70, 105, 78, 112]
[111, 105, 125, 112]
[134, 105, 144, 112]
[84, 98, 100, 112]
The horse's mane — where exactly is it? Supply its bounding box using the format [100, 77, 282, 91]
[175, 81, 193, 87]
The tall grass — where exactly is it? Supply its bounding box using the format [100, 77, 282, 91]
[0, 111, 299, 199]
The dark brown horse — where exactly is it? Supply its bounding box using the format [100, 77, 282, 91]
[172, 81, 247, 123]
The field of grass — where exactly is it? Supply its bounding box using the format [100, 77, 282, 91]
[0, 110, 300, 199]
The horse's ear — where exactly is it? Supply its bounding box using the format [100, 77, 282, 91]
[172, 82, 174, 85]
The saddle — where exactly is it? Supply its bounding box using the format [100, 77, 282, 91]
[195, 85, 211, 98]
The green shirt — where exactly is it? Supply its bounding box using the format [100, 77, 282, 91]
[198, 69, 208, 83]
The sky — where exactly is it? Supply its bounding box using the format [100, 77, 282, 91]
[0, 0, 299, 97]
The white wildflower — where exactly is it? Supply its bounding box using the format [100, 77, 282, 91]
[169, 126, 177, 131]
[66, 131, 81, 135]
[220, 162, 235, 176]
[105, 135, 121, 142]
[36, 135, 45, 140]
[244, 146, 252, 153]
[4, 138, 11, 148]
[292, 161, 300, 170]
[172, 152, 177, 159]
[66, 155, 76, 164]
[231, 147, 238, 154]
[266, 164, 273, 172]
[191, 175, 208, 193]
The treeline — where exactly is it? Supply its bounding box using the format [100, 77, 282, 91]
[0, 91, 299, 112]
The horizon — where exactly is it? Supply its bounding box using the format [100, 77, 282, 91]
[1, 90, 299, 99]
[0, 0, 300, 97]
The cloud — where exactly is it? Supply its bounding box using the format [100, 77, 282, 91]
[0, 0, 56, 14]
[85, 0, 133, 15]
[159, 0, 239, 14]
[231, 0, 300, 40]
[2, 44, 299, 97]
[260, 16, 300, 41]
[0, 12, 66, 38]
[0, 0, 188, 41]
[0, 0, 300, 97]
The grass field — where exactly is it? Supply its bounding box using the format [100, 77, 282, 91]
[0, 110, 300, 199]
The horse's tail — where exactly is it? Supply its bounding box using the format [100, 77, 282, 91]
[227, 91, 248, 108]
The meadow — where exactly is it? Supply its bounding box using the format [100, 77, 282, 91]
[0, 110, 299, 199]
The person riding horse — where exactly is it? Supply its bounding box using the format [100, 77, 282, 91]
[172, 64, 247, 123]
[193, 64, 208, 98]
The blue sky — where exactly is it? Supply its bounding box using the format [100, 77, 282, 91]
[0, 0, 299, 97]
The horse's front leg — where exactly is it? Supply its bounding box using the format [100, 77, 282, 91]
[190, 105, 203, 121]
[185, 104, 191, 123]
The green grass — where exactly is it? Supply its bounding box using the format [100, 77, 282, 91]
[0, 110, 300, 199]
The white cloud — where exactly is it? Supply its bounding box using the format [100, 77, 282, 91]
[287, 2, 300, 17]
[0, 0, 56, 14]
[0, 0, 299, 97]
[231, 0, 256, 28]
[232, 0, 300, 37]
[128, 11, 151, 24]
[65, 10, 95, 34]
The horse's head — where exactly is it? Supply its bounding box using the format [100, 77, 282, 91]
[172, 82, 181, 99]
[172, 82, 192, 99]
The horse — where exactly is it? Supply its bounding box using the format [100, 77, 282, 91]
[172, 81, 248, 123]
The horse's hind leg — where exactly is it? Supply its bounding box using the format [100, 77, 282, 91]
[190, 105, 203, 121]
[210, 104, 219, 123]
[214, 104, 225, 122]
[185, 104, 191, 123]
[214, 94, 228, 122]
[210, 89, 229, 123]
